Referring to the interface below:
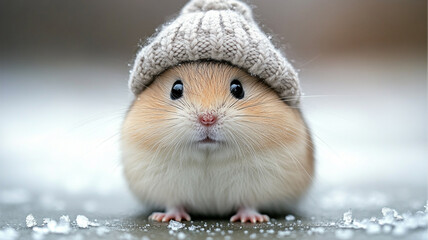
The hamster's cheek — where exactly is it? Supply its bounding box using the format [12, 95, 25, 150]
[228, 94, 299, 150]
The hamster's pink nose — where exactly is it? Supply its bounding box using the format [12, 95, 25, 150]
[198, 112, 217, 126]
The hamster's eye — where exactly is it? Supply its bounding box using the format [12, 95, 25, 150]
[170, 80, 183, 100]
[230, 79, 244, 99]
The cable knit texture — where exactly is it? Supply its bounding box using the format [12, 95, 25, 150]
[129, 0, 301, 105]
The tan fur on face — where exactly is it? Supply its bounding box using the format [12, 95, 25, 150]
[121, 61, 314, 215]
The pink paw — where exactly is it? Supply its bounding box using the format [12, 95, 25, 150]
[149, 207, 191, 222]
[230, 207, 269, 223]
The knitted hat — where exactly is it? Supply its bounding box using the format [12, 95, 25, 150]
[129, 0, 301, 105]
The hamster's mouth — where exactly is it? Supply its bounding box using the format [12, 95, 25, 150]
[199, 137, 216, 144]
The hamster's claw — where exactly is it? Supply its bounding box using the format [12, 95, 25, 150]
[149, 207, 191, 222]
[230, 207, 270, 223]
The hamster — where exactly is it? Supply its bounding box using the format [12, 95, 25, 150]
[121, 61, 314, 223]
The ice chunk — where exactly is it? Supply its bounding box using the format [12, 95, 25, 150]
[249, 233, 257, 239]
[59, 215, 70, 224]
[75, 215, 99, 228]
[167, 220, 184, 231]
[335, 229, 353, 239]
[31, 216, 71, 235]
[285, 215, 295, 221]
[379, 207, 398, 225]
[76, 215, 89, 228]
[188, 225, 196, 231]
[343, 210, 353, 225]
[26, 214, 37, 228]
[0, 228, 19, 240]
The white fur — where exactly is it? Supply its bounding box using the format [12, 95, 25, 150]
[122, 133, 311, 216]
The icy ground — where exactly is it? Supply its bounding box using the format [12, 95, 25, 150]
[0, 51, 427, 239]
[0, 188, 426, 240]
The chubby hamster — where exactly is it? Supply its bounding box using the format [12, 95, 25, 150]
[122, 62, 314, 222]
[122, 0, 314, 223]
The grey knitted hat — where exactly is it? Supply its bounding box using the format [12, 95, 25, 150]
[129, 0, 301, 105]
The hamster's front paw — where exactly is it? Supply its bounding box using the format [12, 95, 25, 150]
[149, 207, 191, 222]
[230, 207, 270, 223]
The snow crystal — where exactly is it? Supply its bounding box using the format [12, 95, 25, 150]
[335, 229, 353, 239]
[167, 220, 185, 231]
[177, 232, 186, 240]
[379, 207, 398, 224]
[26, 214, 37, 228]
[285, 214, 295, 221]
[75, 215, 99, 228]
[76, 215, 89, 228]
[0, 228, 19, 240]
[343, 210, 353, 225]
[31, 216, 71, 235]
[59, 215, 69, 223]
[335, 206, 427, 237]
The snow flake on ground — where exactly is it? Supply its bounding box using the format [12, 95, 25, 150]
[26, 214, 37, 228]
[32, 215, 71, 235]
[337, 206, 428, 237]
[167, 220, 185, 231]
[76, 215, 99, 228]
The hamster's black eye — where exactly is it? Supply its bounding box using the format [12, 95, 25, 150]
[230, 79, 244, 99]
[170, 80, 183, 100]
